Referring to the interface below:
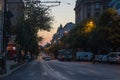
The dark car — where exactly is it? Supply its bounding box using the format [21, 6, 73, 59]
[44, 56, 51, 61]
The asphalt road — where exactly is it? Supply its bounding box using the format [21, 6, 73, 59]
[1, 58, 120, 80]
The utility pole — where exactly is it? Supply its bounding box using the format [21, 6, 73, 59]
[0, 0, 7, 74]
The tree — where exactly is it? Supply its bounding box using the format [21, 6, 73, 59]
[15, 1, 53, 55]
[61, 19, 95, 51]
[88, 8, 120, 53]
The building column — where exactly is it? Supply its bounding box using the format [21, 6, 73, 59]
[81, 6, 83, 21]
[91, 1, 94, 18]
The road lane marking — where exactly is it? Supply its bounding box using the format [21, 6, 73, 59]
[45, 62, 54, 72]
[89, 70, 100, 75]
[42, 61, 71, 80]
[55, 71, 68, 80]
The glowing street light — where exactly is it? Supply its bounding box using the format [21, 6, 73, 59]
[89, 21, 94, 27]
[84, 20, 95, 33]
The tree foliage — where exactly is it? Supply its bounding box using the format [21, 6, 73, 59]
[61, 19, 95, 50]
[60, 8, 120, 54]
[90, 9, 120, 51]
[15, 1, 53, 54]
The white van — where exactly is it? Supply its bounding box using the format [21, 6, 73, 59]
[76, 52, 93, 61]
[108, 52, 120, 63]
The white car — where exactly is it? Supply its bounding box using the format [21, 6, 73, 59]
[108, 52, 120, 63]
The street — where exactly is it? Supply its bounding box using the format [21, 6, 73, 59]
[1, 57, 120, 80]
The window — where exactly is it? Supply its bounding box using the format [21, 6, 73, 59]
[95, 3, 101, 9]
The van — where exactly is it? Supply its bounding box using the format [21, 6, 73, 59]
[108, 52, 120, 63]
[58, 49, 72, 61]
[76, 52, 93, 61]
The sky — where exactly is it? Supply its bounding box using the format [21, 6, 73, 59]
[38, 0, 76, 46]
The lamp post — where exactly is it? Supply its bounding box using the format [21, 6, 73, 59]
[1, 0, 7, 74]
[0, 0, 7, 74]
[3, 0, 6, 52]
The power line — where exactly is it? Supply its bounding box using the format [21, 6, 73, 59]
[6, 0, 61, 7]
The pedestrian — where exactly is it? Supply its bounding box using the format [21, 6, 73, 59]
[21, 50, 25, 63]
[26, 51, 31, 62]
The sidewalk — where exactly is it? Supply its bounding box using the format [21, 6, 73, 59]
[0, 60, 26, 77]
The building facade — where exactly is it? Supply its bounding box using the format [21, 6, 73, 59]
[6, 0, 24, 42]
[7, 0, 24, 26]
[0, 0, 4, 53]
[5, 0, 24, 59]
[74, 0, 110, 24]
[52, 22, 75, 45]
[109, 0, 120, 14]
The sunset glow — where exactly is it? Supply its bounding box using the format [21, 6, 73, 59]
[38, 0, 75, 46]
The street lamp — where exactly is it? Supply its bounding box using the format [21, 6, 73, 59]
[89, 21, 94, 27]
[84, 20, 95, 33]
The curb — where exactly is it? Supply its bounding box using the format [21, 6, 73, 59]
[0, 63, 26, 78]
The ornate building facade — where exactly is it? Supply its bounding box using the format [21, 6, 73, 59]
[52, 22, 75, 46]
[7, 0, 24, 25]
[109, 0, 120, 14]
[74, 0, 110, 24]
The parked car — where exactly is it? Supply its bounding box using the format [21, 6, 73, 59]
[108, 52, 120, 63]
[101, 55, 109, 63]
[58, 49, 72, 61]
[76, 52, 93, 61]
[44, 56, 51, 61]
[95, 55, 104, 62]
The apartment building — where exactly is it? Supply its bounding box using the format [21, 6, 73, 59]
[74, 0, 110, 24]
[52, 22, 75, 45]
[7, 0, 24, 25]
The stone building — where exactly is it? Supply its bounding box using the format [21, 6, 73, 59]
[7, 0, 24, 25]
[0, 0, 4, 53]
[52, 22, 75, 45]
[74, 0, 110, 24]
[109, 0, 120, 14]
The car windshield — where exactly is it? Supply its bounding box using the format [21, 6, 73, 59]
[1, 0, 120, 80]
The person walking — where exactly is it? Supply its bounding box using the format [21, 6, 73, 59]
[26, 51, 31, 62]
